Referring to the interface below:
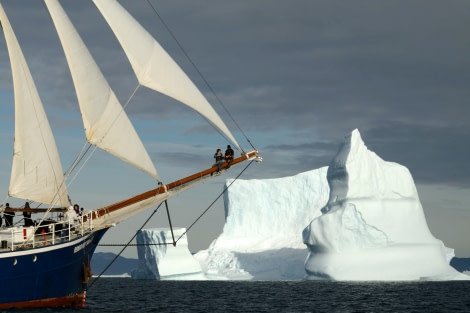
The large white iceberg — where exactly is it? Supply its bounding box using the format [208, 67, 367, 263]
[194, 167, 329, 280]
[131, 228, 205, 280]
[302, 129, 465, 280]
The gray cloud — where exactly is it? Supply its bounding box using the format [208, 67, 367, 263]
[1, 0, 469, 190]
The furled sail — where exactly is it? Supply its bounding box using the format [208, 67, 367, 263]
[92, 0, 242, 152]
[0, 4, 69, 207]
[45, 0, 160, 181]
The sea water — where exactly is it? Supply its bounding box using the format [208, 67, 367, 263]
[22, 278, 470, 312]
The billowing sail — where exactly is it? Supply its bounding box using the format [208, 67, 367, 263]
[44, 0, 160, 181]
[0, 4, 69, 207]
[92, 0, 242, 152]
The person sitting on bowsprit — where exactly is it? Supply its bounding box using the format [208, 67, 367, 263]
[213, 148, 224, 174]
[225, 145, 234, 168]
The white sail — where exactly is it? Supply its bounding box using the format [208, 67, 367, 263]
[92, 0, 242, 152]
[0, 4, 69, 207]
[45, 0, 160, 181]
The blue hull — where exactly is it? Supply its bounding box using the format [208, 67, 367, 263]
[0, 228, 108, 309]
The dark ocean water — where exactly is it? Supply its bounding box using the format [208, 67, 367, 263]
[21, 278, 470, 313]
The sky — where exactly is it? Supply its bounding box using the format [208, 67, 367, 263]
[0, 0, 469, 259]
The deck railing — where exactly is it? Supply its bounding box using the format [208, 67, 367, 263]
[0, 211, 94, 251]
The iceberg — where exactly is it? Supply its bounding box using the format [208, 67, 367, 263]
[194, 167, 329, 280]
[131, 228, 205, 280]
[302, 129, 466, 280]
[137, 129, 467, 281]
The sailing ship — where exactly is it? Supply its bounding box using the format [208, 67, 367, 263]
[0, 0, 260, 308]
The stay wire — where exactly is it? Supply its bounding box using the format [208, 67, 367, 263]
[174, 159, 256, 244]
[145, 0, 256, 152]
[88, 201, 164, 289]
[96, 161, 255, 250]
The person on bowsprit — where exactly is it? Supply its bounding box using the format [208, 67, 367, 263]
[213, 148, 224, 174]
[225, 145, 234, 168]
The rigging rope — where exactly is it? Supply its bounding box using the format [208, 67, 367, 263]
[65, 142, 96, 190]
[174, 159, 255, 244]
[64, 85, 144, 198]
[18, 141, 94, 244]
[145, 0, 255, 153]
[88, 201, 165, 289]
[164, 200, 176, 246]
[97, 159, 255, 249]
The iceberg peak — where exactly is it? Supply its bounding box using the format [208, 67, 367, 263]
[304, 129, 464, 280]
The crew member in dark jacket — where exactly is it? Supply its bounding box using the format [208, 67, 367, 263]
[225, 145, 234, 168]
[23, 202, 34, 227]
[4, 203, 14, 227]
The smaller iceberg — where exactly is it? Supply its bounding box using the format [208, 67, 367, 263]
[131, 228, 205, 280]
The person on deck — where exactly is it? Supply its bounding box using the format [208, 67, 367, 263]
[62, 205, 78, 242]
[23, 202, 34, 227]
[225, 145, 234, 168]
[4, 203, 14, 227]
[214, 148, 224, 173]
[73, 204, 81, 217]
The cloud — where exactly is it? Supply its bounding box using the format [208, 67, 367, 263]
[363, 124, 470, 187]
